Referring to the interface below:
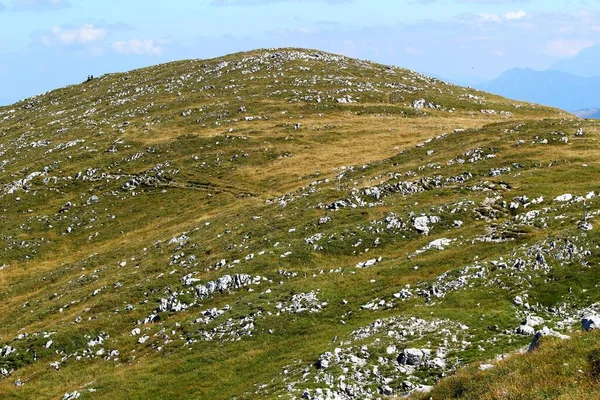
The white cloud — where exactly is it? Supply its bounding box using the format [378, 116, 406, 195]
[504, 11, 526, 21]
[493, 49, 505, 57]
[545, 39, 595, 58]
[477, 10, 526, 23]
[477, 13, 502, 23]
[41, 24, 107, 45]
[112, 39, 165, 56]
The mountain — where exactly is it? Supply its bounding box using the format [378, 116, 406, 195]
[573, 108, 600, 119]
[1, 48, 600, 399]
[476, 68, 600, 111]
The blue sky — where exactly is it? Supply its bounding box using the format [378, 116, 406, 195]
[1, 0, 600, 105]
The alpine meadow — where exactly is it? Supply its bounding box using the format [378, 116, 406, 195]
[1, 48, 600, 400]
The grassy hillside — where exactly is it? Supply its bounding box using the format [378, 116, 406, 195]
[0, 48, 599, 399]
[416, 329, 600, 400]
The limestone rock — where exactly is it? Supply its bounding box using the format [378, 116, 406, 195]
[528, 327, 570, 352]
[62, 392, 81, 400]
[582, 315, 600, 331]
[397, 348, 426, 366]
[515, 325, 535, 335]
[413, 215, 440, 235]
[554, 194, 573, 202]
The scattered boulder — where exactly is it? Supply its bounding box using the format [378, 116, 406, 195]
[582, 315, 600, 331]
[427, 357, 446, 369]
[58, 202, 73, 213]
[515, 324, 535, 335]
[397, 348, 428, 366]
[523, 315, 544, 327]
[412, 385, 433, 394]
[413, 215, 440, 235]
[412, 99, 437, 109]
[0, 345, 16, 358]
[527, 327, 570, 352]
[579, 221, 593, 231]
[554, 194, 573, 202]
[317, 352, 332, 369]
[86, 195, 99, 205]
[426, 238, 452, 250]
[380, 385, 394, 395]
[318, 216, 331, 225]
[62, 392, 81, 400]
[355, 256, 382, 268]
[513, 296, 524, 306]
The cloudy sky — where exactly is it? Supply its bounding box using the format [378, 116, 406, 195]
[1, 0, 599, 105]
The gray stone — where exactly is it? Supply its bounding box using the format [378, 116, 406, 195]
[554, 194, 573, 202]
[513, 296, 524, 306]
[582, 315, 600, 331]
[413, 215, 440, 235]
[515, 325, 535, 335]
[87, 195, 99, 204]
[427, 357, 446, 369]
[398, 348, 425, 366]
[62, 392, 81, 400]
[380, 384, 394, 395]
[317, 352, 332, 369]
[528, 327, 570, 352]
[412, 385, 433, 394]
[523, 315, 544, 327]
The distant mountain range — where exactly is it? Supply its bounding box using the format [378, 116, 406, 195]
[476, 68, 600, 112]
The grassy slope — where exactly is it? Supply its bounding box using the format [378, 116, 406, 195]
[0, 48, 599, 399]
[416, 329, 600, 400]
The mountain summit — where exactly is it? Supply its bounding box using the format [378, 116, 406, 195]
[1, 48, 599, 399]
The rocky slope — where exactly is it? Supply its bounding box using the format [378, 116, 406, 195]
[0, 48, 599, 399]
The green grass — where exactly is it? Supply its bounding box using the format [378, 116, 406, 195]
[417, 329, 600, 400]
